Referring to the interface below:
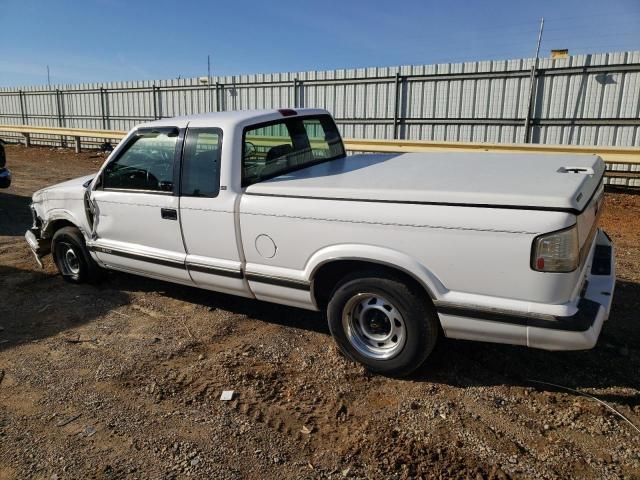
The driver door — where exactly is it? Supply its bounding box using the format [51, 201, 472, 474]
[89, 127, 192, 284]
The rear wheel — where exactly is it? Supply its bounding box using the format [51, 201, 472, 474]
[327, 272, 438, 377]
[51, 226, 103, 284]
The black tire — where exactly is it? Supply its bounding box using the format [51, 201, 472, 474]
[327, 271, 439, 377]
[51, 226, 103, 284]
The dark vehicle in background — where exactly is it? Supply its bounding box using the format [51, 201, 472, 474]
[0, 140, 11, 188]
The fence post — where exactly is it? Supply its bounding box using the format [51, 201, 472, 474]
[523, 70, 538, 143]
[293, 78, 298, 108]
[393, 73, 405, 140]
[99, 87, 109, 130]
[55, 89, 66, 147]
[18, 90, 27, 125]
[298, 80, 304, 108]
[217, 83, 224, 111]
[55, 90, 63, 127]
[157, 85, 163, 119]
[209, 80, 215, 113]
[152, 84, 158, 119]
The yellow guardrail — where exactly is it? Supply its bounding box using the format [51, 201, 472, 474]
[0, 124, 639, 166]
[0, 125, 128, 139]
[0, 125, 127, 153]
[345, 138, 640, 165]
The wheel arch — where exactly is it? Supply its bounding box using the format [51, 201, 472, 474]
[306, 245, 446, 310]
[41, 210, 86, 239]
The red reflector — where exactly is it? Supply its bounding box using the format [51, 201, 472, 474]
[278, 108, 297, 117]
[536, 258, 545, 270]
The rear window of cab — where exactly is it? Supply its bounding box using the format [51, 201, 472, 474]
[242, 114, 345, 187]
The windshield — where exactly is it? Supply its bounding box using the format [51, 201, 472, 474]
[242, 114, 345, 186]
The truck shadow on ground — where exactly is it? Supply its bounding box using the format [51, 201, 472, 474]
[0, 265, 130, 354]
[2, 262, 638, 407]
[107, 272, 640, 403]
[0, 192, 32, 236]
[107, 270, 329, 335]
[419, 278, 640, 407]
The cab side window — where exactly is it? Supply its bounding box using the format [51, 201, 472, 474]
[103, 130, 178, 192]
[181, 128, 222, 198]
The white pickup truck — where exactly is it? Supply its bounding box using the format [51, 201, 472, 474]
[25, 108, 615, 376]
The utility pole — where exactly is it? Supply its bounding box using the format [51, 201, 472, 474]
[46, 65, 51, 86]
[523, 17, 544, 143]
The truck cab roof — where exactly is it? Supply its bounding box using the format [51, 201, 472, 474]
[139, 108, 330, 130]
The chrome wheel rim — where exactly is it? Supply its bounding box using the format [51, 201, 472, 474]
[342, 293, 406, 360]
[57, 242, 80, 276]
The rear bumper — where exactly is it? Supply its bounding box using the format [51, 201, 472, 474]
[0, 167, 11, 188]
[526, 229, 615, 349]
[439, 229, 615, 350]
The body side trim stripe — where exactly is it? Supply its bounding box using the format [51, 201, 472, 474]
[88, 245, 307, 288]
[434, 298, 599, 332]
[245, 272, 311, 291]
[89, 245, 185, 269]
[187, 263, 244, 279]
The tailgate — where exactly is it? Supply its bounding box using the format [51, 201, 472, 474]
[576, 179, 605, 268]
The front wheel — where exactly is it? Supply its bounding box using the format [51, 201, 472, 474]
[327, 272, 439, 377]
[51, 226, 103, 284]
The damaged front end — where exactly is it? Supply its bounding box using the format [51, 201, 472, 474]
[25, 205, 51, 268]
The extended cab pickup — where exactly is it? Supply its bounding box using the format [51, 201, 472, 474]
[25, 108, 616, 376]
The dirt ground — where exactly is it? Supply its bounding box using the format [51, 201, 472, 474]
[0, 144, 639, 480]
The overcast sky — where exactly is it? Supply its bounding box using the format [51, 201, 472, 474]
[0, 0, 638, 86]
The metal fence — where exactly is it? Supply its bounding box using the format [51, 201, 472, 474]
[1, 50, 639, 148]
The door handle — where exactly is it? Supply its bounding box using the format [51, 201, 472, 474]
[161, 208, 178, 220]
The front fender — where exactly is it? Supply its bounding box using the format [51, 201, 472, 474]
[41, 208, 88, 239]
[303, 243, 447, 300]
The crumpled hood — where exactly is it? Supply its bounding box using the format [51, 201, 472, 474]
[32, 174, 95, 203]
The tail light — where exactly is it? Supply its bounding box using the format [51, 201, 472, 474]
[531, 225, 579, 272]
